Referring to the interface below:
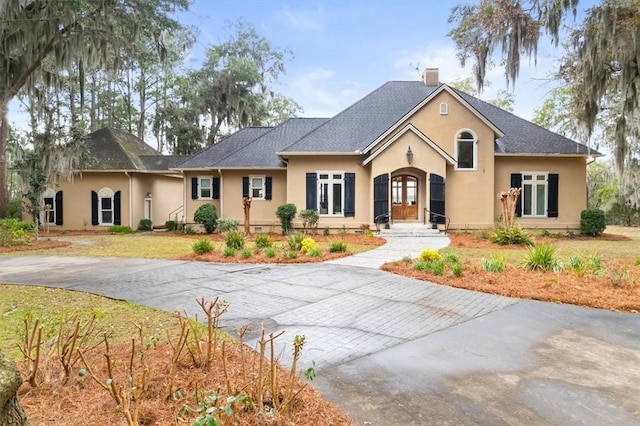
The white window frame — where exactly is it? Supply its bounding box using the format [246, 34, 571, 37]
[439, 102, 448, 115]
[454, 129, 478, 171]
[42, 188, 56, 225]
[249, 175, 266, 200]
[317, 171, 345, 217]
[198, 177, 212, 199]
[98, 187, 114, 225]
[521, 172, 548, 218]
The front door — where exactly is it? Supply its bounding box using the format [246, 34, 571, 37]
[392, 175, 418, 220]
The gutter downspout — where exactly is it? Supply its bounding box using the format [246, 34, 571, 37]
[218, 169, 223, 219]
[125, 171, 133, 226]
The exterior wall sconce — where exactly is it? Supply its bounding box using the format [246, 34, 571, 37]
[146, 192, 152, 198]
[406, 146, 413, 165]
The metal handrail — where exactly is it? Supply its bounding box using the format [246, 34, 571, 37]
[424, 208, 449, 234]
[168, 205, 184, 221]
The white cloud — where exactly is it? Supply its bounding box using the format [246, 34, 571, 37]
[276, 4, 325, 31]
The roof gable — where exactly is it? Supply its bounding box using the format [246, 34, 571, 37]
[362, 124, 455, 166]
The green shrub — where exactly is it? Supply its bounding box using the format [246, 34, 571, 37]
[635, 259, 640, 266]
[192, 238, 213, 254]
[184, 224, 196, 234]
[217, 219, 240, 234]
[287, 232, 304, 250]
[587, 254, 603, 273]
[241, 248, 252, 259]
[9, 198, 23, 218]
[413, 259, 445, 274]
[490, 226, 532, 245]
[329, 240, 348, 253]
[540, 229, 550, 237]
[567, 255, 584, 271]
[301, 237, 317, 253]
[580, 209, 606, 236]
[299, 209, 320, 233]
[450, 263, 464, 277]
[225, 230, 245, 250]
[443, 252, 459, 264]
[323, 227, 330, 236]
[482, 254, 507, 273]
[307, 247, 322, 257]
[222, 247, 236, 257]
[431, 259, 445, 275]
[413, 260, 431, 271]
[164, 220, 178, 231]
[522, 243, 558, 271]
[254, 234, 272, 248]
[108, 225, 133, 234]
[402, 256, 412, 263]
[194, 204, 218, 234]
[0, 218, 36, 246]
[285, 251, 298, 259]
[264, 247, 276, 258]
[275, 203, 297, 234]
[419, 248, 441, 262]
[137, 219, 152, 231]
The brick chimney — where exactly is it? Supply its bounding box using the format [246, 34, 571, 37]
[421, 68, 439, 86]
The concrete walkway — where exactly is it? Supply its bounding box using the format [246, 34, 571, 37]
[1, 240, 639, 424]
[327, 234, 451, 268]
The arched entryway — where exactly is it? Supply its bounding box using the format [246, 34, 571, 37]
[392, 175, 418, 220]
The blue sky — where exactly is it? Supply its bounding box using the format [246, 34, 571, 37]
[177, 0, 600, 122]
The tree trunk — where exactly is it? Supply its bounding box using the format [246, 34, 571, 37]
[137, 69, 146, 142]
[0, 351, 31, 426]
[0, 100, 10, 218]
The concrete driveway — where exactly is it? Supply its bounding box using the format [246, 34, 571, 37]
[1, 255, 639, 425]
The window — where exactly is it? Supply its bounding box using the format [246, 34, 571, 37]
[199, 177, 212, 199]
[42, 188, 56, 224]
[522, 173, 547, 217]
[318, 172, 344, 216]
[439, 102, 448, 115]
[98, 188, 114, 225]
[455, 130, 477, 170]
[250, 175, 265, 199]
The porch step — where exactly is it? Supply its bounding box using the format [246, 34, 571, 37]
[379, 223, 446, 237]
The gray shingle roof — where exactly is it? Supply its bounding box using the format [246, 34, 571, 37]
[282, 81, 438, 153]
[213, 118, 329, 168]
[175, 127, 272, 169]
[139, 155, 189, 170]
[452, 88, 599, 155]
[83, 127, 161, 170]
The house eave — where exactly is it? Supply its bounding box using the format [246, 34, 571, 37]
[494, 152, 604, 158]
[276, 151, 363, 156]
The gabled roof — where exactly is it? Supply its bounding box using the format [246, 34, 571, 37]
[281, 81, 439, 154]
[175, 127, 272, 169]
[83, 127, 161, 170]
[451, 88, 599, 156]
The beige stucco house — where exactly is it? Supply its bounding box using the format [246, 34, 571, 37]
[48, 69, 596, 232]
[47, 127, 185, 230]
[175, 69, 597, 232]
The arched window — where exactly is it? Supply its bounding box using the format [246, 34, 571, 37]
[455, 130, 477, 170]
[98, 187, 114, 225]
[439, 102, 448, 115]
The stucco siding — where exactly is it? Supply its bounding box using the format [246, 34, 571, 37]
[495, 156, 587, 230]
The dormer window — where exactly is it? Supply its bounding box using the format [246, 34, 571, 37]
[439, 102, 448, 115]
[455, 130, 477, 170]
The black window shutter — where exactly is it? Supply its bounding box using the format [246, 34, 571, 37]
[373, 174, 389, 220]
[306, 173, 317, 210]
[265, 176, 272, 200]
[191, 177, 198, 200]
[212, 177, 220, 200]
[344, 172, 355, 217]
[548, 173, 559, 218]
[114, 191, 122, 225]
[510, 173, 523, 217]
[91, 191, 99, 225]
[55, 190, 63, 225]
[429, 174, 446, 224]
[242, 177, 250, 198]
